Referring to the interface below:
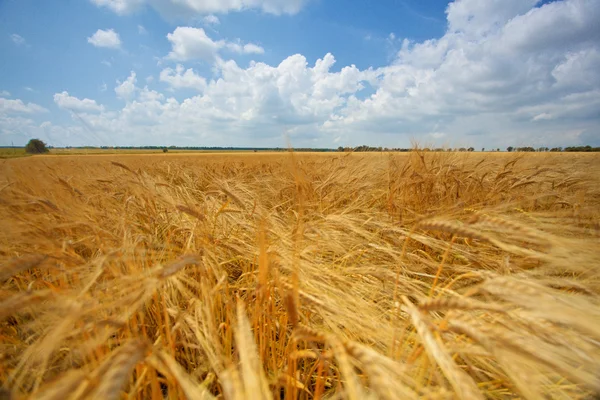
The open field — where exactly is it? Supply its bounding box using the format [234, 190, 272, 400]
[47, 149, 269, 156]
[0, 148, 277, 159]
[1, 151, 599, 399]
[0, 148, 28, 159]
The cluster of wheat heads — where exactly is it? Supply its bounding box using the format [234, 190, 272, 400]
[0, 151, 599, 399]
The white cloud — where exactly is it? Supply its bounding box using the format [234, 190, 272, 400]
[243, 43, 265, 54]
[321, 0, 600, 147]
[54, 91, 105, 112]
[138, 86, 165, 102]
[446, 0, 539, 38]
[160, 65, 207, 91]
[0, 114, 88, 147]
[1, 90, 11, 97]
[226, 42, 265, 55]
[10, 34, 26, 46]
[0, 116, 39, 140]
[101, 60, 112, 67]
[203, 15, 220, 25]
[532, 113, 553, 121]
[224, 43, 242, 53]
[100, 83, 108, 92]
[166, 27, 264, 61]
[138, 24, 147, 34]
[9, 54, 372, 146]
[90, 0, 309, 17]
[0, 98, 48, 114]
[115, 71, 138, 100]
[166, 27, 220, 62]
[87, 29, 122, 49]
[89, 0, 144, 15]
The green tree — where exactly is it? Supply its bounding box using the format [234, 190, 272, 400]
[25, 139, 49, 154]
[507, 146, 514, 152]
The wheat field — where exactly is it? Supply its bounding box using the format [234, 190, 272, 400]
[1, 151, 599, 399]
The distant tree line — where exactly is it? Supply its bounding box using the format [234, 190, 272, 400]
[87, 146, 336, 152]
[507, 145, 600, 152]
[563, 145, 600, 152]
[338, 146, 482, 152]
[338, 145, 600, 153]
[338, 146, 411, 152]
[8, 141, 600, 154]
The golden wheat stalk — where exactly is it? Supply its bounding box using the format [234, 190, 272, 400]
[235, 300, 272, 400]
[78, 340, 147, 399]
[401, 296, 484, 400]
[147, 350, 215, 400]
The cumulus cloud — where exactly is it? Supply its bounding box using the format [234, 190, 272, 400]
[446, 0, 539, 38]
[53, 91, 105, 112]
[203, 15, 220, 25]
[87, 29, 121, 49]
[322, 0, 600, 146]
[0, 116, 40, 141]
[225, 42, 265, 55]
[26, 54, 372, 146]
[0, 90, 10, 97]
[0, 96, 49, 144]
[90, 0, 309, 17]
[160, 65, 207, 91]
[243, 43, 265, 54]
[12, 0, 600, 148]
[10, 34, 26, 46]
[89, 0, 144, 15]
[115, 71, 138, 100]
[0, 98, 48, 114]
[166, 27, 264, 61]
[166, 27, 220, 62]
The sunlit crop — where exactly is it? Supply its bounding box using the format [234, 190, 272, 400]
[1, 151, 599, 399]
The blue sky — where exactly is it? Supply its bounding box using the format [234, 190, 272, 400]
[0, 0, 599, 148]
